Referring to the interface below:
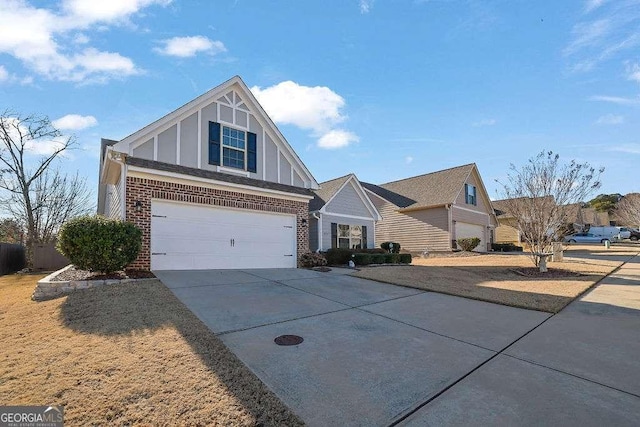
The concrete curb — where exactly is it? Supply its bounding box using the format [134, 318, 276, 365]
[32, 265, 157, 301]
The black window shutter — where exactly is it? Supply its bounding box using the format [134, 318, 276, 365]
[331, 223, 337, 249]
[362, 226, 368, 248]
[473, 186, 477, 206]
[464, 183, 469, 204]
[209, 122, 221, 165]
[247, 132, 257, 173]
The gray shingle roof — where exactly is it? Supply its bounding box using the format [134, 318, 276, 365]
[309, 174, 352, 211]
[126, 156, 313, 196]
[363, 164, 475, 209]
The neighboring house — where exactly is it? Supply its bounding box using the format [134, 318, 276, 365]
[97, 76, 319, 270]
[564, 203, 611, 230]
[492, 199, 521, 245]
[309, 174, 381, 251]
[362, 164, 497, 253]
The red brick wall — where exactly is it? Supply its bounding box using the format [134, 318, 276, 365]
[125, 176, 309, 270]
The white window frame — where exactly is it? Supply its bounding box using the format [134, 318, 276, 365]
[221, 125, 247, 170]
[337, 224, 364, 249]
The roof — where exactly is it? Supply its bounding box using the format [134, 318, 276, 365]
[492, 196, 555, 218]
[362, 164, 475, 210]
[126, 156, 314, 197]
[309, 174, 352, 211]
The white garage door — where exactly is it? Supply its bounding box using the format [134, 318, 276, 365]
[455, 222, 486, 252]
[151, 201, 296, 270]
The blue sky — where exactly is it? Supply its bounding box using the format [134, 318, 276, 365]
[1, 0, 639, 203]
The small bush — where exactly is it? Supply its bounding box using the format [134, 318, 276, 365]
[491, 243, 523, 252]
[299, 252, 328, 268]
[399, 253, 412, 264]
[368, 253, 385, 264]
[324, 248, 354, 265]
[380, 242, 401, 253]
[456, 237, 481, 252]
[352, 253, 372, 266]
[57, 215, 142, 274]
[359, 248, 387, 254]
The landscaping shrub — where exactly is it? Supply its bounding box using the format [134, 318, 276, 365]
[456, 237, 481, 252]
[299, 252, 328, 268]
[380, 241, 401, 253]
[491, 243, 524, 252]
[370, 253, 387, 264]
[352, 253, 372, 266]
[324, 248, 354, 265]
[399, 253, 412, 264]
[360, 248, 387, 254]
[57, 216, 142, 274]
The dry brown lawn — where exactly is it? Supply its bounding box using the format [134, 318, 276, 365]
[0, 274, 302, 426]
[354, 244, 640, 313]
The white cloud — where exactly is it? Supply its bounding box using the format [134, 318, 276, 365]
[25, 136, 70, 156]
[595, 113, 624, 124]
[317, 130, 359, 149]
[564, 1, 640, 73]
[252, 81, 359, 148]
[609, 143, 640, 154]
[154, 36, 226, 58]
[472, 118, 497, 127]
[627, 62, 640, 83]
[590, 95, 640, 105]
[0, 66, 8, 82]
[53, 114, 98, 130]
[359, 0, 374, 14]
[0, 0, 170, 83]
[405, 156, 414, 164]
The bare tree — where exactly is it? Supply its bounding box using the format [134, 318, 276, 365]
[497, 151, 603, 271]
[616, 193, 640, 229]
[0, 110, 85, 263]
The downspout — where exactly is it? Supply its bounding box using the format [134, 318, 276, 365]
[446, 204, 452, 250]
[311, 212, 321, 252]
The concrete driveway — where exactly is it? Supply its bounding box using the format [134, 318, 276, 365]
[156, 267, 556, 426]
[156, 259, 640, 426]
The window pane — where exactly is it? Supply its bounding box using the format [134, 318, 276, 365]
[223, 127, 230, 136]
[338, 238, 350, 249]
[222, 147, 245, 169]
[338, 224, 350, 238]
[350, 226, 362, 239]
[351, 239, 362, 249]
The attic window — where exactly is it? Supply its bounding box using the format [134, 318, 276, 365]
[208, 122, 257, 172]
[222, 127, 246, 169]
[465, 184, 477, 206]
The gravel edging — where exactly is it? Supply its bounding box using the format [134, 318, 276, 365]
[32, 265, 157, 301]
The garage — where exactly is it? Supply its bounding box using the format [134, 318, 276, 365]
[455, 222, 486, 252]
[150, 200, 297, 270]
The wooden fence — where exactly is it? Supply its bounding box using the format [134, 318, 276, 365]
[0, 243, 26, 275]
[33, 242, 70, 272]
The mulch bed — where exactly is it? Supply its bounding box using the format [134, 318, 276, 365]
[511, 267, 584, 278]
[53, 266, 156, 282]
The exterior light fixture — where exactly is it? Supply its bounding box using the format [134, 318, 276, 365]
[134, 200, 142, 212]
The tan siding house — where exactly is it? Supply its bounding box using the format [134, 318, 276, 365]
[363, 163, 497, 253]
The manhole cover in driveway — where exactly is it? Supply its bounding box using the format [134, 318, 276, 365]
[274, 335, 304, 346]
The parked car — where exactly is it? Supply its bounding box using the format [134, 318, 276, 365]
[617, 227, 639, 241]
[586, 226, 629, 240]
[563, 233, 610, 244]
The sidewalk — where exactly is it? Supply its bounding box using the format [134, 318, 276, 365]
[398, 253, 640, 426]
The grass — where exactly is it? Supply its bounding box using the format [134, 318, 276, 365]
[0, 274, 302, 426]
[354, 244, 639, 313]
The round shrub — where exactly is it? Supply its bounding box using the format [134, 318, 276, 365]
[380, 242, 401, 253]
[57, 215, 142, 273]
[457, 237, 481, 252]
[299, 252, 328, 268]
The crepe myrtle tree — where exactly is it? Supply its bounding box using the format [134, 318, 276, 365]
[496, 151, 603, 271]
[0, 109, 91, 264]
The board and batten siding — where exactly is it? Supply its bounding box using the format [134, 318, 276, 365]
[371, 194, 450, 252]
[309, 217, 319, 252]
[319, 213, 375, 251]
[125, 86, 308, 189]
[324, 182, 373, 218]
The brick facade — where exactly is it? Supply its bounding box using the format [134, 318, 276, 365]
[125, 176, 309, 270]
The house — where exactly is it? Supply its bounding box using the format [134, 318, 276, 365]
[491, 198, 521, 245]
[97, 76, 319, 270]
[564, 203, 611, 230]
[361, 164, 497, 253]
[308, 174, 381, 251]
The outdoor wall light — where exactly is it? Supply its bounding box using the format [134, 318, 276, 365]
[301, 218, 308, 226]
[134, 200, 142, 212]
